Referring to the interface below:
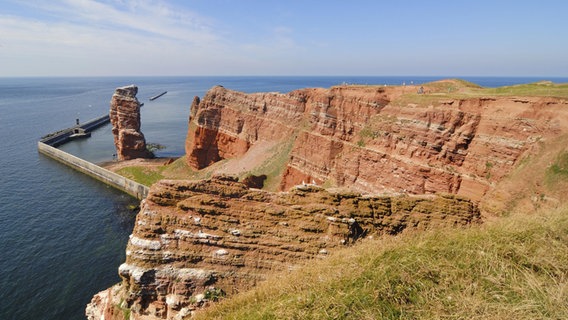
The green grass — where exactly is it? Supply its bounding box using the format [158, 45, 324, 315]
[116, 166, 165, 186]
[545, 151, 568, 187]
[112, 138, 294, 190]
[424, 78, 483, 90]
[392, 80, 568, 108]
[162, 156, 213, 181]
[114, 157, 216, 187]
[245, 138, 296, 191]
[482, 81, 568, 98]
[194, 208, 568, 320]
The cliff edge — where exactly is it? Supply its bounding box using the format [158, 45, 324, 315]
[185, 81, 568, 203]
[87, 175, 480, 319]
[89, 80, 568, 319]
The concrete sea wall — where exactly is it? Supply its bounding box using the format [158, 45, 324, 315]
[38, 114, 149, 200]
[38, 142, 149, 199]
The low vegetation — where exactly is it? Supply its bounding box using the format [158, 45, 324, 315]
[425, 79, 568, 98]
[482, 81, 568, 98]
[392, 79, 568, 107]
[161, 156, 213, 181]
[243, 138, 296, 191]
[545, 151, 568, 187]
[195, 207, 568, 319]
[114, 157, 202, 186]
[115, 166, 165, 186]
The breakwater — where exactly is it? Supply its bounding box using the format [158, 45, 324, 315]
[38, 115, 149, 200]
[149, 90, 167, 101]
[40, 115, 110, 147]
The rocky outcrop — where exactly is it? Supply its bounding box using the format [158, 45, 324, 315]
[87, 175, 480, 319]
[186, 83, 568, 201]
[110, 85, 153, 160]
[89, 81, 568, 319]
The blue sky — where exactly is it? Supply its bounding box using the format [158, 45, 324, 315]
[1, 0, 567, 77]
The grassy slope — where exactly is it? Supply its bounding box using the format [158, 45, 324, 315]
[115, 130, 298, 191]
[115, 165, 165, 186]
[481, 133, 568, 216]
[195, 207, 568, 320]
[428, 79, 568, 98]
[482, 81, 568, 98]
[114, 156, 213, 187]
[392, 80, 568, 107]
[242, 138, 296, 191]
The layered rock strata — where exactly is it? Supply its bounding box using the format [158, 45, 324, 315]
[186, 84, 568, 201]
[110, 85, 153, 160]
[88, 81, 568, 319]
[87, 175, 480, 319]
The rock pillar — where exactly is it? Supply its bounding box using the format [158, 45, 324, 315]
[109, 85, 152, 160]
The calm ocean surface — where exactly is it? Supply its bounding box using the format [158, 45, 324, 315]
[1, 76, 567, 319]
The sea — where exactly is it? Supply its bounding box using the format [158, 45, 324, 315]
[1, 76, 567, 320]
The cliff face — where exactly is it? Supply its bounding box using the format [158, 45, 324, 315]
[110, 85, 153, 160]
[88, 81, 568, 319]
[87, 175, 480, 319]
[186, 84, 568, 201]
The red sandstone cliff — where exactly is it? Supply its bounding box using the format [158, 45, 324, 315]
[185, 82, 568, 201]
[87, 175, 480, 319]
[88, 81, 568, 319]
[110, 85, 153, 160]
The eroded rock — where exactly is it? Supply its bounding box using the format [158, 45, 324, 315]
[186, 84, 568, 201]
[110, 85, 153, 160]
[87, 176, 480, 319]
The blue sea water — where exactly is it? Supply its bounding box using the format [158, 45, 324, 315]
[0, 75, 567, 320]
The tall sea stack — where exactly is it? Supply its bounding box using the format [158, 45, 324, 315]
[109, 85, 152, 160]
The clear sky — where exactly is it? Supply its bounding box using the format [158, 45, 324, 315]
[1, 0, 567, 77]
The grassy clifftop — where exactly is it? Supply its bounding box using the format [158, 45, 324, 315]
[420, 79, 568, 98]
[195, 207, 568, 319]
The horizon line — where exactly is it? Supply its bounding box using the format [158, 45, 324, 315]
[1, 74, 568, 79]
